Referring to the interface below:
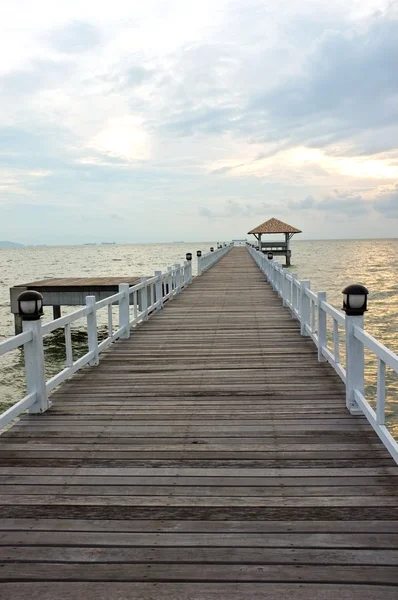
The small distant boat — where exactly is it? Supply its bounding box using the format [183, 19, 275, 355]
[101, 242, 116, 245]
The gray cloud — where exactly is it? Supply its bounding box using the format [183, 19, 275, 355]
[373, 185, 398, 217]
[0, 59, 73, 97]
[154, 10, 398, 158]
[47, 21, 101, 54]
[290, 191, 371, 216]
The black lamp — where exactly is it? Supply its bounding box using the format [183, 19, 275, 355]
[197, 250, 202, 257]
[17, 290, 44, 320]
[267, 252, 274, 260]
[210, 247, 214, 252]
[186, 252, 192, 261]
[342, 284, 369, 316]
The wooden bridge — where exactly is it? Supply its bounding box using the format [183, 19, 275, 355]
[0, 247, 398, 599]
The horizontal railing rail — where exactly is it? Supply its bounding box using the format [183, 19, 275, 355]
[0, 259, 194, 431]
[197, 243, 233, 275]
[247, 243, 398, 465]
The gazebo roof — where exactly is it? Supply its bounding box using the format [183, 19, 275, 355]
[248, 218, 302, 235]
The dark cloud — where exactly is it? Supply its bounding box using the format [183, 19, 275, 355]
[290, 191, 370, 216]
[157, 10, 398, 157]
[48, 21, 101, 54]
[373, 185, 398, 217]
[249, 14, 398, 152]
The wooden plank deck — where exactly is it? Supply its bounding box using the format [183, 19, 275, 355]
[0, 247, 398, 599]
[13, 276, 142, 291]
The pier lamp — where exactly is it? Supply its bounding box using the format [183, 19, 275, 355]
[267, 252, 274, 260]
[186, 252, 192, 261]
[17, 290, 44, 320]
[210, 247, 214, 252]
[197, 250, 202, 257]
[342, 284, 369, 316]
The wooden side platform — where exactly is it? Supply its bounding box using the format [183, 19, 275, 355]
[0, 247, 397, 599]
[10, 277, 142, 333]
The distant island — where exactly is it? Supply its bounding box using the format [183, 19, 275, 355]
[0, 241, 24, 248]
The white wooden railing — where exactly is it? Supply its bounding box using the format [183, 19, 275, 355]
[247, 244, 398, 465]
[197, 244, 233, 275]
[0, 260, 193, 431]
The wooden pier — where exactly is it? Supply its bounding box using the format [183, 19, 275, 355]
[0, 247, 398, 599]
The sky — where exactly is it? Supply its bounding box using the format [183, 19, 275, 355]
[1, 0, 398, 244]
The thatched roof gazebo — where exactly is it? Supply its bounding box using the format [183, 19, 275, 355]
[248, 218, 302, 266]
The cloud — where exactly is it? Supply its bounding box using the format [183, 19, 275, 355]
[289, 190, 371, 216]
[248, 12, 398, 154]
[47, 21, 101, 54]
[373, 184, 398, 217]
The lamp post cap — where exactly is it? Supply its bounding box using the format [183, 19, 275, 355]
[342, 283, 369, 295]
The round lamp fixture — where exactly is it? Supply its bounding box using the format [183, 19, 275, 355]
[196, 250, 202, 257]
[17, 290, 44, 321]
[342, 284, 369, 316]
[267, 252, 274, 260]
[186, 252, 192, 261]
[210, 247, 214, 252]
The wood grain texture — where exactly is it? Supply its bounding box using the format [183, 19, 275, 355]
[1, 247, 397, 599]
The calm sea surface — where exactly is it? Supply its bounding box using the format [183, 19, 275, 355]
[1, 239, 398, 437]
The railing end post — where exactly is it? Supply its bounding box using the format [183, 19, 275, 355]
[345, 313, 364, 415]
[86, 295, 100, 363]
[118, 283, 131, 338]
[22, 317, 49, 414]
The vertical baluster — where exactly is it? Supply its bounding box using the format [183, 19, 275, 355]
[333, 319, 340, 364]
[65, 323, 73, 367]
[150, 281, 155, 309]
[86, 295, 99, 365]
[376, 358, 386, 425]
[133, 291, 138, 322]
[311, 298, 316, 334]
[290, 274, 298, 318]
[107, 304, 113, 338]
[317, 291, 327, 362]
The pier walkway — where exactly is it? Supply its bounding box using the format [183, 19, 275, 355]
[0, 247, 398, 599]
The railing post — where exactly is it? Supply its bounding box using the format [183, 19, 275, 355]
[345, 314, 364, 414]
[183, 262, 189, 287]
[300, 280, 310, 336]
[167, 267, 173, 300]
[317, 291, 327, 362]
[175, 264, 181, 292]
[140, 277, 148, 320]
[118, 283, 130, 338]
[189, 260, 193, 283]
[197, 256, 202, 276]
[22, 319, 49, 414]
[154, 271, 163, 309]
[86, 295, 99, 365]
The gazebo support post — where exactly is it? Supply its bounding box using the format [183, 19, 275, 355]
[285, 233, 291, 267]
